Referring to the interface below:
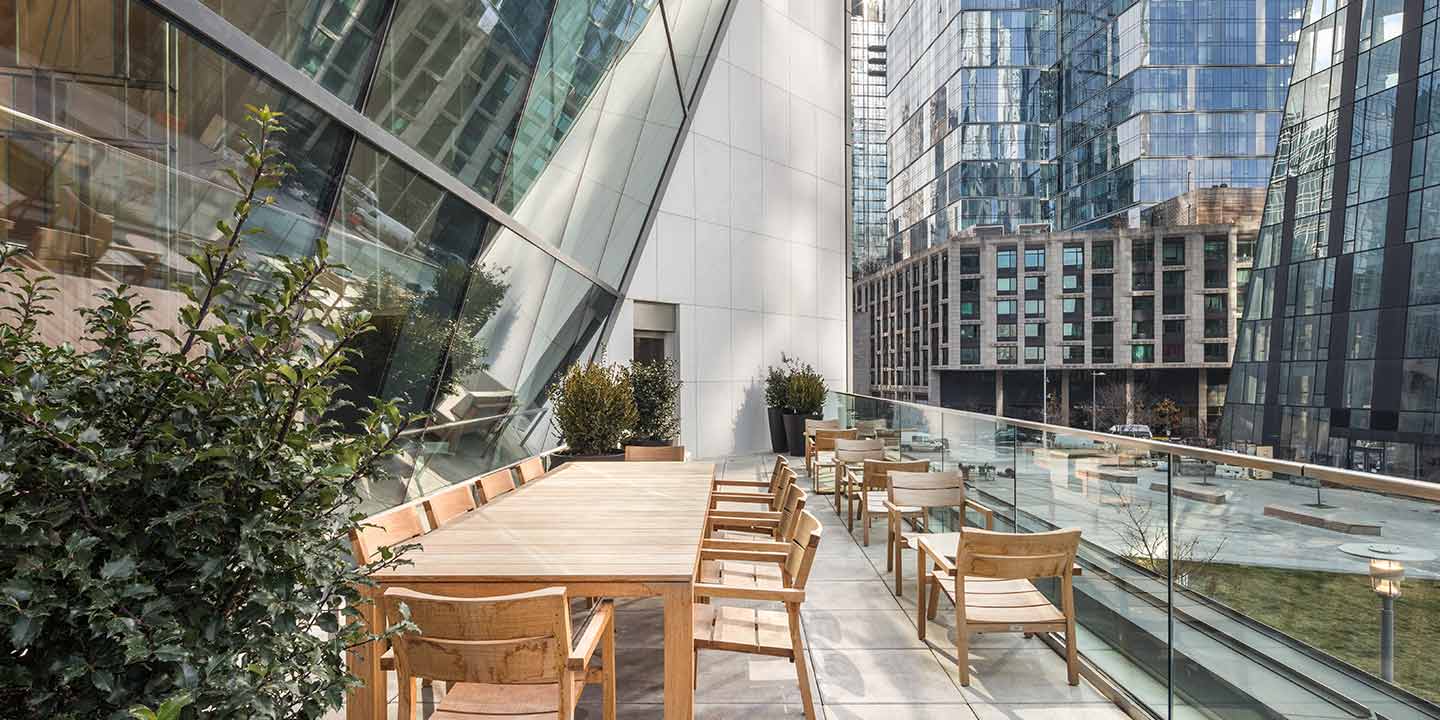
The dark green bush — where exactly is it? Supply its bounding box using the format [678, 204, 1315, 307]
[0, 107, 412, 719]
[550, 361, 637, 455]
[628, 358, 681, 443]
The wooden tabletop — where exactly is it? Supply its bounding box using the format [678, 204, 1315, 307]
[374, 461, 716, 584]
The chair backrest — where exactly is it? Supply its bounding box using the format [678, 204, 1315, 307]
[888, 470, 964, 509]
[477, 468, 517, 503]
[624, 444, 686, 461]
[813, 428, 859, 451]
[861, 459, 931, 492]
[776, 484, 809, 541]
[805, 418, 840, 433]
[957, 528, 1081, 581]
[350, 505, 424, 562]
[783, 510, 824, 590]
[385, 587, 571, 687]
[516, 456, 546, 484]
[833, 438, 886, 463]
[422, 482, 479, 528]
[766, 455, 791, 494]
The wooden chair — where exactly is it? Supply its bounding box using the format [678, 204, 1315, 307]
[349, 505, 425, 563]
[693, 510, 823, 720]
[516, 456, 547, 484]
[712, 455, 786, 494]
[709, 464, 795, 514]
[923, 528, 1082, 686]
[827, 438, 886, 512]
[844, 458, 930, 545]
[422, 481, 480, 529]
[883, 470, 995, 595]
[706, 483, 808, 543]
[384, 587, 616, 720]
[807, 428, 858, 488]
[801, 419, 840, 474]
[624, 444, 686, 461]
[476, 468, 517, 503]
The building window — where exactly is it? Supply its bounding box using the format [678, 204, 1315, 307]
[1204, 294, 1226, 314]
[1132, 297, 1154, 339]
[1025, 322, 1044, 339]
[1132, 344, 1155, 363]
[1063, 245, 1084, 268]
[1063, 322, 1084, 340]
[959, 250, 980, 274]
[959, 347, 980, 364]
[1133, 240, 1155, 290]
[997, 277, 1016, 294]
[1024, 247, 1046, 271]
[1063, 345, 1085, 364]
[1204, 343, 1230, 362]
[1163, 271, 1186, 314]
[1094, 297, 1114, 316]
[997, 248, 1017, 271]
[1024, 346, 1045, 364]
[1025, 299, 1045, 317]
[1163, 238, 1186, 266]
[1093, 241, 1114, 269]
[1063, 298, 1083, 315]
[1093, 345, 1114, 363]
[997, 299, 1017, 316]
[1205, 318, 1227, 338]
[997, 323, 1017, 339]
[1062, 273, 1082, 291]
[1163, 320, 1185, 362]
[1025, 275, 1045, 293]
[960, 301, 979, 319]
[997, 346, 1018, 364]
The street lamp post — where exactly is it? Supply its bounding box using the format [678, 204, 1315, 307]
[1338, 543, 1436, 682]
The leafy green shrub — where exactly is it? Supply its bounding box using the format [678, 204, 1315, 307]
[765, 365, 789, 409]
[786, 364, 827, 417]
[0, 107, 412, 719]
[628, 358, 681, 443]
[550, 360, 637, 455]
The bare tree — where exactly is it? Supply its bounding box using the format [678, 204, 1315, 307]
[1079, 383, 1154, 430]
[1103, 483, 1226, 588]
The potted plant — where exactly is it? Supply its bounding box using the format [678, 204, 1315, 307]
[764, 364, 790, 453]
[550, 360, 638, 465]
[627, 358, 682, 446]
[783, 363, 827, 456]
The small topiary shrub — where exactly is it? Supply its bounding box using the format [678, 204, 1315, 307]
[765, 364, 789, 410]
[786, 364, 827, 417]
[628, 358, 681, 443]
[550, 360, 638, 455]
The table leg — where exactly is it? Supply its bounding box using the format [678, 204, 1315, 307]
[662, 582, 695, 720]
[346, 587, 384, 720]
[916, 546, 928, 643]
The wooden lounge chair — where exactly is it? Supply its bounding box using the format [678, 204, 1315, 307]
[843, 458, 930, 544]
[706, 483, 807, 543]
[883, 470, 995, 595]
[807, 427, 858, 490]
[709, 461, 795, 513]
[624, 444, 686, 461]
[827, 438, 886, 512]
[384, 587, 616, 720]
[801, 419, 840, 473]
[712, 455, 786, 493]
[924, 528, 1082, 686]
[693, 510, 823, 720]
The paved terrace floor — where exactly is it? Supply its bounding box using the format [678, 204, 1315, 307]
[347, 453, 1129, 719]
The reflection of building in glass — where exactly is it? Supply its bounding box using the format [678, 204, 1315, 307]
[849, 0, 888, 272]
[0, 0, 728, 510]
[884, 0, 1299, 262]
[1222, 0, 1440, 483]
[856, 188, 1260, 436]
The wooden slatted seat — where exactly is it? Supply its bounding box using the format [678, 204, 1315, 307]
[828, 439, 886, 513]
[516, 456, 547, 484]
[422, 481, 479, 528]
[384, 586, 616, 720]
[476, 468, 517, 503]
[710, 464, 795, 514]
[707, 483, 807, 542]
[883, 470, 995, 595]
[843, 458, 930, 544]
[920, 528, 1082, 686]
[693, 510, 824, 720]
[624, 444, 686, 461]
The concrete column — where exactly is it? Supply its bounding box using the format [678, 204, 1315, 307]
[996, 370, 1005, 417]
[1060, 370, 1071, 427]
[1197, 370, 1209, 438]
[1124, 369, 1135, 425]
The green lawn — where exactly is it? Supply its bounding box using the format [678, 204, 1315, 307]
[1193, 564, 1440, 703]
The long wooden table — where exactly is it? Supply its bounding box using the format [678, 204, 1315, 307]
[348, 461, 715, 720]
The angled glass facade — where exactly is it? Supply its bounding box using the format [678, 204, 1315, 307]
[850, 0, 890, 272]
[883, 0, 1300, 261]
[1223, 0, 1440, 482]
[0, 0, 728, 510]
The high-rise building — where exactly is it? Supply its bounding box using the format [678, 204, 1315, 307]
[883, 0, 1300, 261]
[1222, 0, 1440, 482]
[849, 0, 890, 272]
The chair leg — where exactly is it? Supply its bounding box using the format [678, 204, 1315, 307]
[603, 622, 617, 720]
[956, 606, 970, 686]
[893, 536, 903, 596]
[862, 504, 871, 546]
[927, 578, 941, 620]
[916, 567, 928, 642]
[1065, 618, 1080, 686]
[693, 649, 700, 689]
[885, 519, 895, 573]
[396, 674, 417, 720]
[788, 606, 817, 720]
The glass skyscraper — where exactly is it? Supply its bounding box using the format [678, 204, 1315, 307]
[884, 0, 1300, 258]
[1223, 0, 1440, 482]
[850, 0, 891, 272]
[0, 0, 727, 507]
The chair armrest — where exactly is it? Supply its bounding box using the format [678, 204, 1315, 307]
[699, 548, 788, 563]
[924, 546, 957, 574]
[567, 599, 613, 671]
[713, 479, 772, 489]
[693, 582, 805, 603]
[710, 492, 776, 506]
[965, 498, 995, 530]
[703, 538, 789, 553]
[881, 499, 923, 516]
[707, 509, 782, 521]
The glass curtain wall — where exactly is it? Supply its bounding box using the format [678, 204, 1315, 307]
[0, 0, 729, 511]
[850, 0, 890, 272]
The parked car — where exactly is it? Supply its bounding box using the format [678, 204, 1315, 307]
[1214, 464, 1244, 480]
[900, 432, 945, 452]
[1107, 424, 1154, 440]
